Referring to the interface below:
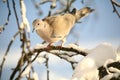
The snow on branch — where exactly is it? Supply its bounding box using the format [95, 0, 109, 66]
[9, 44, 87, 80]
[1, 0, 120, 80]
[71, 43, 120, 80]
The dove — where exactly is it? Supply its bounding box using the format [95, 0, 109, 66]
[32, 7, 94, 46]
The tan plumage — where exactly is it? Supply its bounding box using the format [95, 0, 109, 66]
[32, 7, 94, 45]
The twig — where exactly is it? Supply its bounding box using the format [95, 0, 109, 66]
[12, 0, 20, 29]
[0, 0, 11, 34]
[10, 54, 25, 80]
[81, 0, 84, 4]
[45, 55, 49, 80]
[0, 31, 20, 80]
[31, 0, 43, 15]
[15, 63, 31, 80]
[111, 0, 120, 18]
[52, 0, 76, 15]
[20, 0, 31, 50]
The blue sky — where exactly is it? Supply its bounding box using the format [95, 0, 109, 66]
[0, 0, 120, 80]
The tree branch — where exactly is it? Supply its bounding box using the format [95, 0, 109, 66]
[0, 0, 11, 34]
[9, 44, 87, 79]
[111, 0, 120, 18]
[0, 31, 20, 80]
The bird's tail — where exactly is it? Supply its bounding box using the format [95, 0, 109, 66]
[71, 7, 94, 22]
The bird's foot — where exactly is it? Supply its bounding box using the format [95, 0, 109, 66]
[45, 43, 52, 51]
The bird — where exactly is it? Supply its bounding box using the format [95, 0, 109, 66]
[32, 7, 94, 46]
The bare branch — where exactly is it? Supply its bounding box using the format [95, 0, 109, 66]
[45, 55, 49, 80]
[111, 0, 120, 18]
[12, 0, 20, 29]
[0, 31, 20, 80]
[0, 0, 11, 34]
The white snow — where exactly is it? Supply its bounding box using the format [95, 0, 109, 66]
[21, 63, 32, 77]
[36, 56, 46, 64]
[20, 0, 30, 32]
[32, 72, 39, 80]
[71, 43, 116, 80]
[116, 45, 120, 61]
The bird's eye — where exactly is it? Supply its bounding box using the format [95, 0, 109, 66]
[37, 23, 40, 25]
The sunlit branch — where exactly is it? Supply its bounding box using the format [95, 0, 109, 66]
[10, 44, 87, 79]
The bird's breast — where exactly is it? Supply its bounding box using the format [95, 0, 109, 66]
[36, 29, 62, 43]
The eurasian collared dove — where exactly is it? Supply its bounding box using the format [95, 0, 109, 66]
[32, 7, 94, 46]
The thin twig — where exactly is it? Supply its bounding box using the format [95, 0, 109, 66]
[111, 0, 120, 18]
[12, 0, 20, 29]
[31, 0, 43, 15]
[15, 63, 31, 80]
[0, 31, 20, 80]
[52, 0, 76, 15]
[45, 55, 49, 80]
[0, 0, 11, 34]
[10, 54, 26, 80]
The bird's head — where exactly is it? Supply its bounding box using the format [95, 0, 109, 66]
[32, 19, 44, 32]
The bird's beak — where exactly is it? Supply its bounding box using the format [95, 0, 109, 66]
[90, 9, 95, 12]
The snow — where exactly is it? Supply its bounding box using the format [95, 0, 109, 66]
[36, 56, 46, 64]
[71, 43, 117, 80]
[116, 45, 120, 61]
[32, 72, 39, 80]
[20, 0, 30, 32]
[21, 63, 32, 77]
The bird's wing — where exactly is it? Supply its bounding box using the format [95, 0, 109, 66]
[43, 16, 62, 38]
[43, 16, 56, 26]
[43, 14, 76, 38]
